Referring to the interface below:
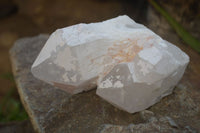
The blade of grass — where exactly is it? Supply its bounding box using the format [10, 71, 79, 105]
[0, 92, 28, 122]
[0, 72, 14, 82]
[149, 0, 200, 53]
[0, 86, 28, 122]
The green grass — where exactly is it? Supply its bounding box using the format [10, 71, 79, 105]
[0, 73, 28, 123]
[149, 0, 200, 53]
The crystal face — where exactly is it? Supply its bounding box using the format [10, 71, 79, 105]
[31, 15, 189, 113]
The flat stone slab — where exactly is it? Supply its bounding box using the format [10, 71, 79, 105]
[10, 34, 200, 132]
[9, 34, 140, 133]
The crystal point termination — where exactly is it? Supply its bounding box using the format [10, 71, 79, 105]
[31, 15, 189, 113]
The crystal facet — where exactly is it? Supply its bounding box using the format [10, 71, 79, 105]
[31, 15, 189, 113]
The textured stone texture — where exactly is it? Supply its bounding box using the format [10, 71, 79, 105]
[9, 35, 140, 133]
[10, 33, 200, 133]
[98, 110, 196, 133]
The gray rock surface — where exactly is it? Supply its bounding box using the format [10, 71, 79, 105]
[10, 34, 200, 133]
[98, 110, 197, 133]
[9, 34, 140, 132]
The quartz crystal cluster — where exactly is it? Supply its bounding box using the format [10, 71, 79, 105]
[31, 15, 189, 113]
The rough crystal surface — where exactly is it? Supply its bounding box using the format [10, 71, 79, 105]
[31, 15, 189, 113]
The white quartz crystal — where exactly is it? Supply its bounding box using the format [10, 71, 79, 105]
[31, 15, 189, 113]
